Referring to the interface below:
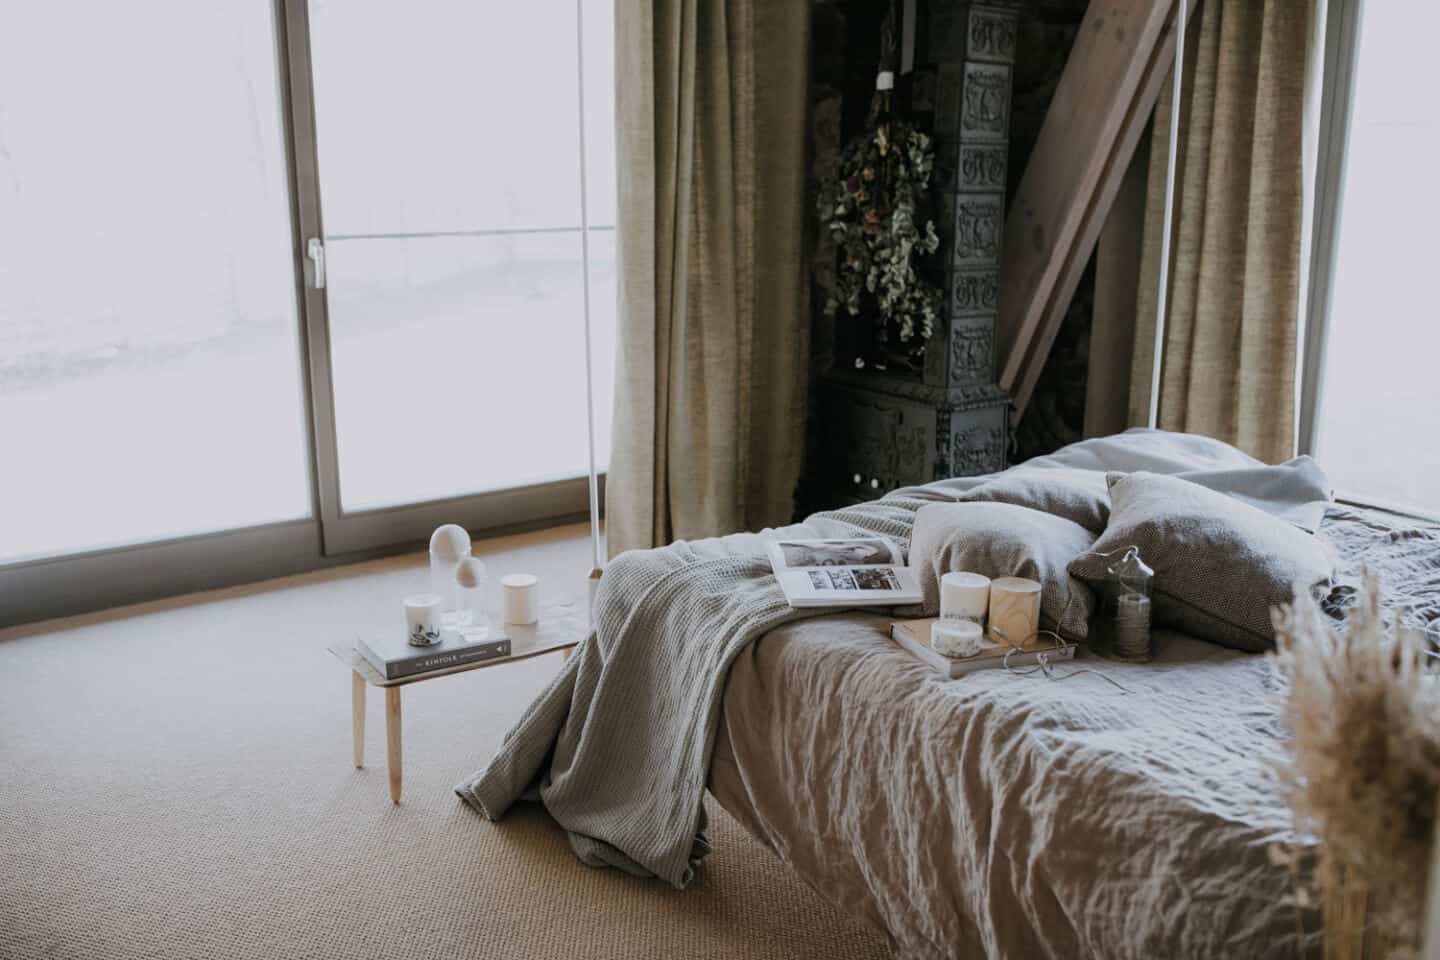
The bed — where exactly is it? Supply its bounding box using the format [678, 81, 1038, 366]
[709, 500, 1440, 959]
[459, 430, 1440, 959]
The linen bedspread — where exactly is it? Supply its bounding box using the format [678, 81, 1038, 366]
[709, 500, 1440, 959]
[455, 429, 1343, 901]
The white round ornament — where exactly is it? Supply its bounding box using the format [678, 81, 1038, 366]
[428, 524, 471, 562]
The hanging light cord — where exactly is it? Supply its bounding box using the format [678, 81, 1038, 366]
[574, 0, 602, 573]
[1148, 0, 1186, 429]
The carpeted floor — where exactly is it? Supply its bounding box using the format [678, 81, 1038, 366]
[0, 523, 893, 960]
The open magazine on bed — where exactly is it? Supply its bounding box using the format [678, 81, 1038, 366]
[765, 537, 923, 608]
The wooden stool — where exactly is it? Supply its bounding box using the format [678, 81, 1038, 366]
[329, 614, 581, 803]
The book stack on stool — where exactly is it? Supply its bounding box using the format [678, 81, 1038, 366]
[329, 534, 585, 804]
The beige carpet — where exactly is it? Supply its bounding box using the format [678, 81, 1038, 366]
[0, 524, 893, 960]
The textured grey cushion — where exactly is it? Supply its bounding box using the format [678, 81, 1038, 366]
[1068, 472, 1334, 653]
[900, 501, 1097, 642]
[951, 467, 1111, 533]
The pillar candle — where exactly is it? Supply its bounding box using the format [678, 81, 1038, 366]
[403, 593, 443, 647]
[988, 576, 1041, 647]
[932, 619, 984, 658]
[501, 573, 540, 625]
[940, 571, 991, 623]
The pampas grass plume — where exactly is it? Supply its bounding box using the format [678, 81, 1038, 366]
[1270, 571, 1440, 955]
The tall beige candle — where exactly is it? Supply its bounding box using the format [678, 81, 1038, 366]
[988, 576, 1041, 647]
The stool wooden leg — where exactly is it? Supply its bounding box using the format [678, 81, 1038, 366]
[385, 686, 402, 804]
[351, 671, 366, 768]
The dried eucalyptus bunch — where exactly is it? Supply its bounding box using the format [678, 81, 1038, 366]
[815, 115, 942, 362]
[1270, 572, 1440, 956]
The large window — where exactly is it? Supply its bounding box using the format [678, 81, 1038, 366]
[307, 0, 616, 511]
[0, 2, 311, 564]
[0, 1, 615, 621]
[1308, 1, 1439, 517]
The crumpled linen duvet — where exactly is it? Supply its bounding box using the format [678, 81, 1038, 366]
[458, 428, 1440, 958]
[712, 618, 1310, 959]
[709, 502, 1439, 959]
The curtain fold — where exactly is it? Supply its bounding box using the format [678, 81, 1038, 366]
[606, 0, 811, 556]
[1126, 0, 1311, 464]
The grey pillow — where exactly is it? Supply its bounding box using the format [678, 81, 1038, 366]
[1068, 472, 1334, 653]
[952, 466, 1111, 533]
[900, 501, 1097, 642]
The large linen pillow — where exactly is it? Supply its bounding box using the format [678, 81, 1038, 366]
[951, 466, 1111, 534]
[900, 501, 1097, 642]
[1068, 471, 1334, 653]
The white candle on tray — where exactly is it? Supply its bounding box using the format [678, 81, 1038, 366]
[932, 619, 984, 658]
[940, 571, 991, 623]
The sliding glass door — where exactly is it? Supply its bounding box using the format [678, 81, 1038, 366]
[0, 0, 615, 621]
[292, 0, 615, 552]
[0, 2, 312, 565]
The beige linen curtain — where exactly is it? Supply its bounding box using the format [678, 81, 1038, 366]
[1124, 0, 1312, 463]
[605, 0, 811, 556]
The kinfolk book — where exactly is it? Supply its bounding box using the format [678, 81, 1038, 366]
[766, 536, 922, 608]
[357, 631, 511, 681]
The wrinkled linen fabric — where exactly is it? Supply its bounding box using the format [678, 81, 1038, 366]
[709, 499, 1440, 959]
[712, 622, 1307, 959]
[455, 429, 1335, 890]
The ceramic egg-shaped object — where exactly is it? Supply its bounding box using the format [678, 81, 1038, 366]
[455, 556, 487, 589]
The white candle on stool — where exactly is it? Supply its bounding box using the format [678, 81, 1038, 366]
[501, 573, 540, 625]
[403, 593, 443, 647]
[989, 577, 1041, 647]
[940, 571, 991, 623]
[933, 619, 984, 658]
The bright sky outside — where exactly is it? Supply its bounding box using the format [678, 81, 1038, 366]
[1315, 1, 1440, 516]
[0, 1, 616, 562]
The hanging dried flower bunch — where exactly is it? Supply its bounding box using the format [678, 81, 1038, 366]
[1269, 572, 1440, 957]
[816, 111, 942, 363]
[814, 1, 941, 367]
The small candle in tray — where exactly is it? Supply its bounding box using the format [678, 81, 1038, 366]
[940, 571, 991, 624]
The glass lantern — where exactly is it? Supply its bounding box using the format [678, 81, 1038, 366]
[1098, 546, 1155, 662]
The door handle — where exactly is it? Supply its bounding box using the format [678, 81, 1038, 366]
[306, 237, 326, 290]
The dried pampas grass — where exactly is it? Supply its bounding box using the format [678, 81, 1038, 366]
[1270, 571, 1440, 957]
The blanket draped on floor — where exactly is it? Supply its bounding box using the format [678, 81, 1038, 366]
[454, 430, 1331, 888]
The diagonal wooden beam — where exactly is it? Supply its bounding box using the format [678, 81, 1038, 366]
[996, 0, 1200, 423]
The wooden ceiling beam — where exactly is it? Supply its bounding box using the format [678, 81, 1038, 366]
[996, 0, 1200, 423]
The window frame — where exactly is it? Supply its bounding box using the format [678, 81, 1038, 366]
[0, 0, 603, 626]
[1297, 0, 1364, 460]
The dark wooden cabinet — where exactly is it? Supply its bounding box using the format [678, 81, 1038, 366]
[809, 1, 1017, 510]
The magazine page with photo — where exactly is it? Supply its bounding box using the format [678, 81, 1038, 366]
[766, 537, 921, 608]
[777, 538, 902, 568]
